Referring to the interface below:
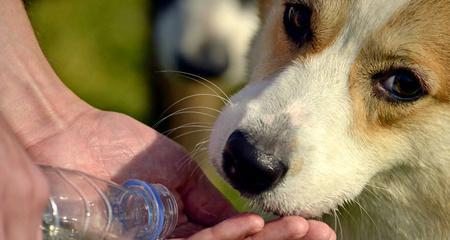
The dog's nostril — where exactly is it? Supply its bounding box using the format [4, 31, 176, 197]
[176, 40, 229, 78]
[223, 130, 288, 195]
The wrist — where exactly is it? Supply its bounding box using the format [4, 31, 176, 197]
[0, 47, 91, 146]
[0, 0, 91, 146]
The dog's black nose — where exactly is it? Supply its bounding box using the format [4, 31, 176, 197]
[222, 130, 288, 195]
[177, 40, 229, 78]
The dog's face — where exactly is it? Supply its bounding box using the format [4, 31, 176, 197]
[154, 0, 259, 81]
[209, 0, 450, 217]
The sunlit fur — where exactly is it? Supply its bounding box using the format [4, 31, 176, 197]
[209, 0, 450, 239]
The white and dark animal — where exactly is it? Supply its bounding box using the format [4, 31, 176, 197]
[154, 0, 259, 82]
[209, 0, 450, 239]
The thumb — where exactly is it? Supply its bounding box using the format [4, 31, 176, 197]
[180, 171, 238, 226]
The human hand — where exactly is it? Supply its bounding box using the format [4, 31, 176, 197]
[23, 108, 234, 232]
[0, 117, 49, 240]
[25, 108, 335, 240]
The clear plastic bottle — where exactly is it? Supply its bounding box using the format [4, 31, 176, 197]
[40, 165, 178, 240]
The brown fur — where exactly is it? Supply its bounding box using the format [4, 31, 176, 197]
[253, 0, 450, 239]
[250, 0, 349, 81]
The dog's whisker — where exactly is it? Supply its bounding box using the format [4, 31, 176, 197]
[166, 126, 212, 137]
[162, 121, 212, 131]
[183, 136, 212, 180]
[157, 105, 222, 131]
[163, 122, 212, 136]
[190, 139, 209, 154]
[362, 186, 384, 202]
[365, 183, 388, 191]
[353, 199, 376, 228]
[336, 209, 344, 240]
[158, 70, 225, 99]
[163, 105, 223, 115]
[332, 209, 338, 237]
[154, 110, 218, 128]
[176, 153, 197, 174]
[193, 139, 210, 152]
[187, 148, 208, 179]
[172, 129, 212, 140]
[340, 201, 356, 224]
[158, 70, 233, 104]
[176, 148, 207, 176]
[155, 93, 230, 124]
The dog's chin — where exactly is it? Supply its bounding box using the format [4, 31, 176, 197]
[242, 191, 325, 219]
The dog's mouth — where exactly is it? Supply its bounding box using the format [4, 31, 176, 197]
[244, 193, 316, 218]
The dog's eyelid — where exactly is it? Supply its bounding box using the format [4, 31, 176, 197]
[284, 0, 308, 5]
[283, 2, 313, 47]
[373, 67, 429, 94]
[409, 69, 430, 94]
[284, 0, 312, 10]
[371, 67, 428, 103]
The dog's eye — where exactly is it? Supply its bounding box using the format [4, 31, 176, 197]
[283, 3, 313, 46]
[373, 69, 426, 102]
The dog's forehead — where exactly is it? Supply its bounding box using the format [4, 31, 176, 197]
[253, 0, 450, 80]
[251, 0, 409, 81]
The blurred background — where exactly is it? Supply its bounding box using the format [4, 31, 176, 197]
[27, 0, 258, 210]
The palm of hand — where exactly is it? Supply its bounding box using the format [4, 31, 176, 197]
[26, 108, 235, 236]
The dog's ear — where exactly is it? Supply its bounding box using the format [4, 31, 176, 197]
[258, 0, 273, 20]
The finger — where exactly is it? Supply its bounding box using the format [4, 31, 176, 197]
[0, 117, 49, 240]
[246, 216, 309, 240]
[303, 220, 336, 240]
[186, 214, 264, 240]
[172, 222, 204, 238]
[181, 173, 238, 226]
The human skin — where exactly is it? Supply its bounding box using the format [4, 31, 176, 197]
[0, 116, 49, 240]
[0, 0, 336, 239]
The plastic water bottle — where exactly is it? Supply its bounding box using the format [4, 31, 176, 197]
[40, 165, 178, 240]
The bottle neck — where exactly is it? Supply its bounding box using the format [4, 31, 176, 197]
[122, 180, 178, 239]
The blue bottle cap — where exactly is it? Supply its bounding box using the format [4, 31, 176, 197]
[122, 180, 178, 240]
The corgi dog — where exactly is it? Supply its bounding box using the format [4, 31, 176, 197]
[209, 0, 450, 239]
[154, 0, 259, 82]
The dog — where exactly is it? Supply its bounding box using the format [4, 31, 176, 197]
[209, 0, 450, 239]
[154, 0, 259, 82]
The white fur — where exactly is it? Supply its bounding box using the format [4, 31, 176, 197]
[154, 0, 259, 82]
[209, 0, 411, 217]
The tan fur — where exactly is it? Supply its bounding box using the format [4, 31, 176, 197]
[254, 0, 450, 239]
[249, 0, 349, 81]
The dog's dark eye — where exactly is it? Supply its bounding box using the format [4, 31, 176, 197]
[373, 69, 426, 102]
[283, 3, 313, 46]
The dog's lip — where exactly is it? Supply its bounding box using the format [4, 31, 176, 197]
[245, 195, 322, 219]
[269, 209, 313, 218]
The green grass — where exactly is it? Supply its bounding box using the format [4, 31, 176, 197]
[28, 0, 151, 121]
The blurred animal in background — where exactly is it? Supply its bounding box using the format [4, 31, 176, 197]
[151, 0, 259, 158]
[154, 0, 259, 82]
